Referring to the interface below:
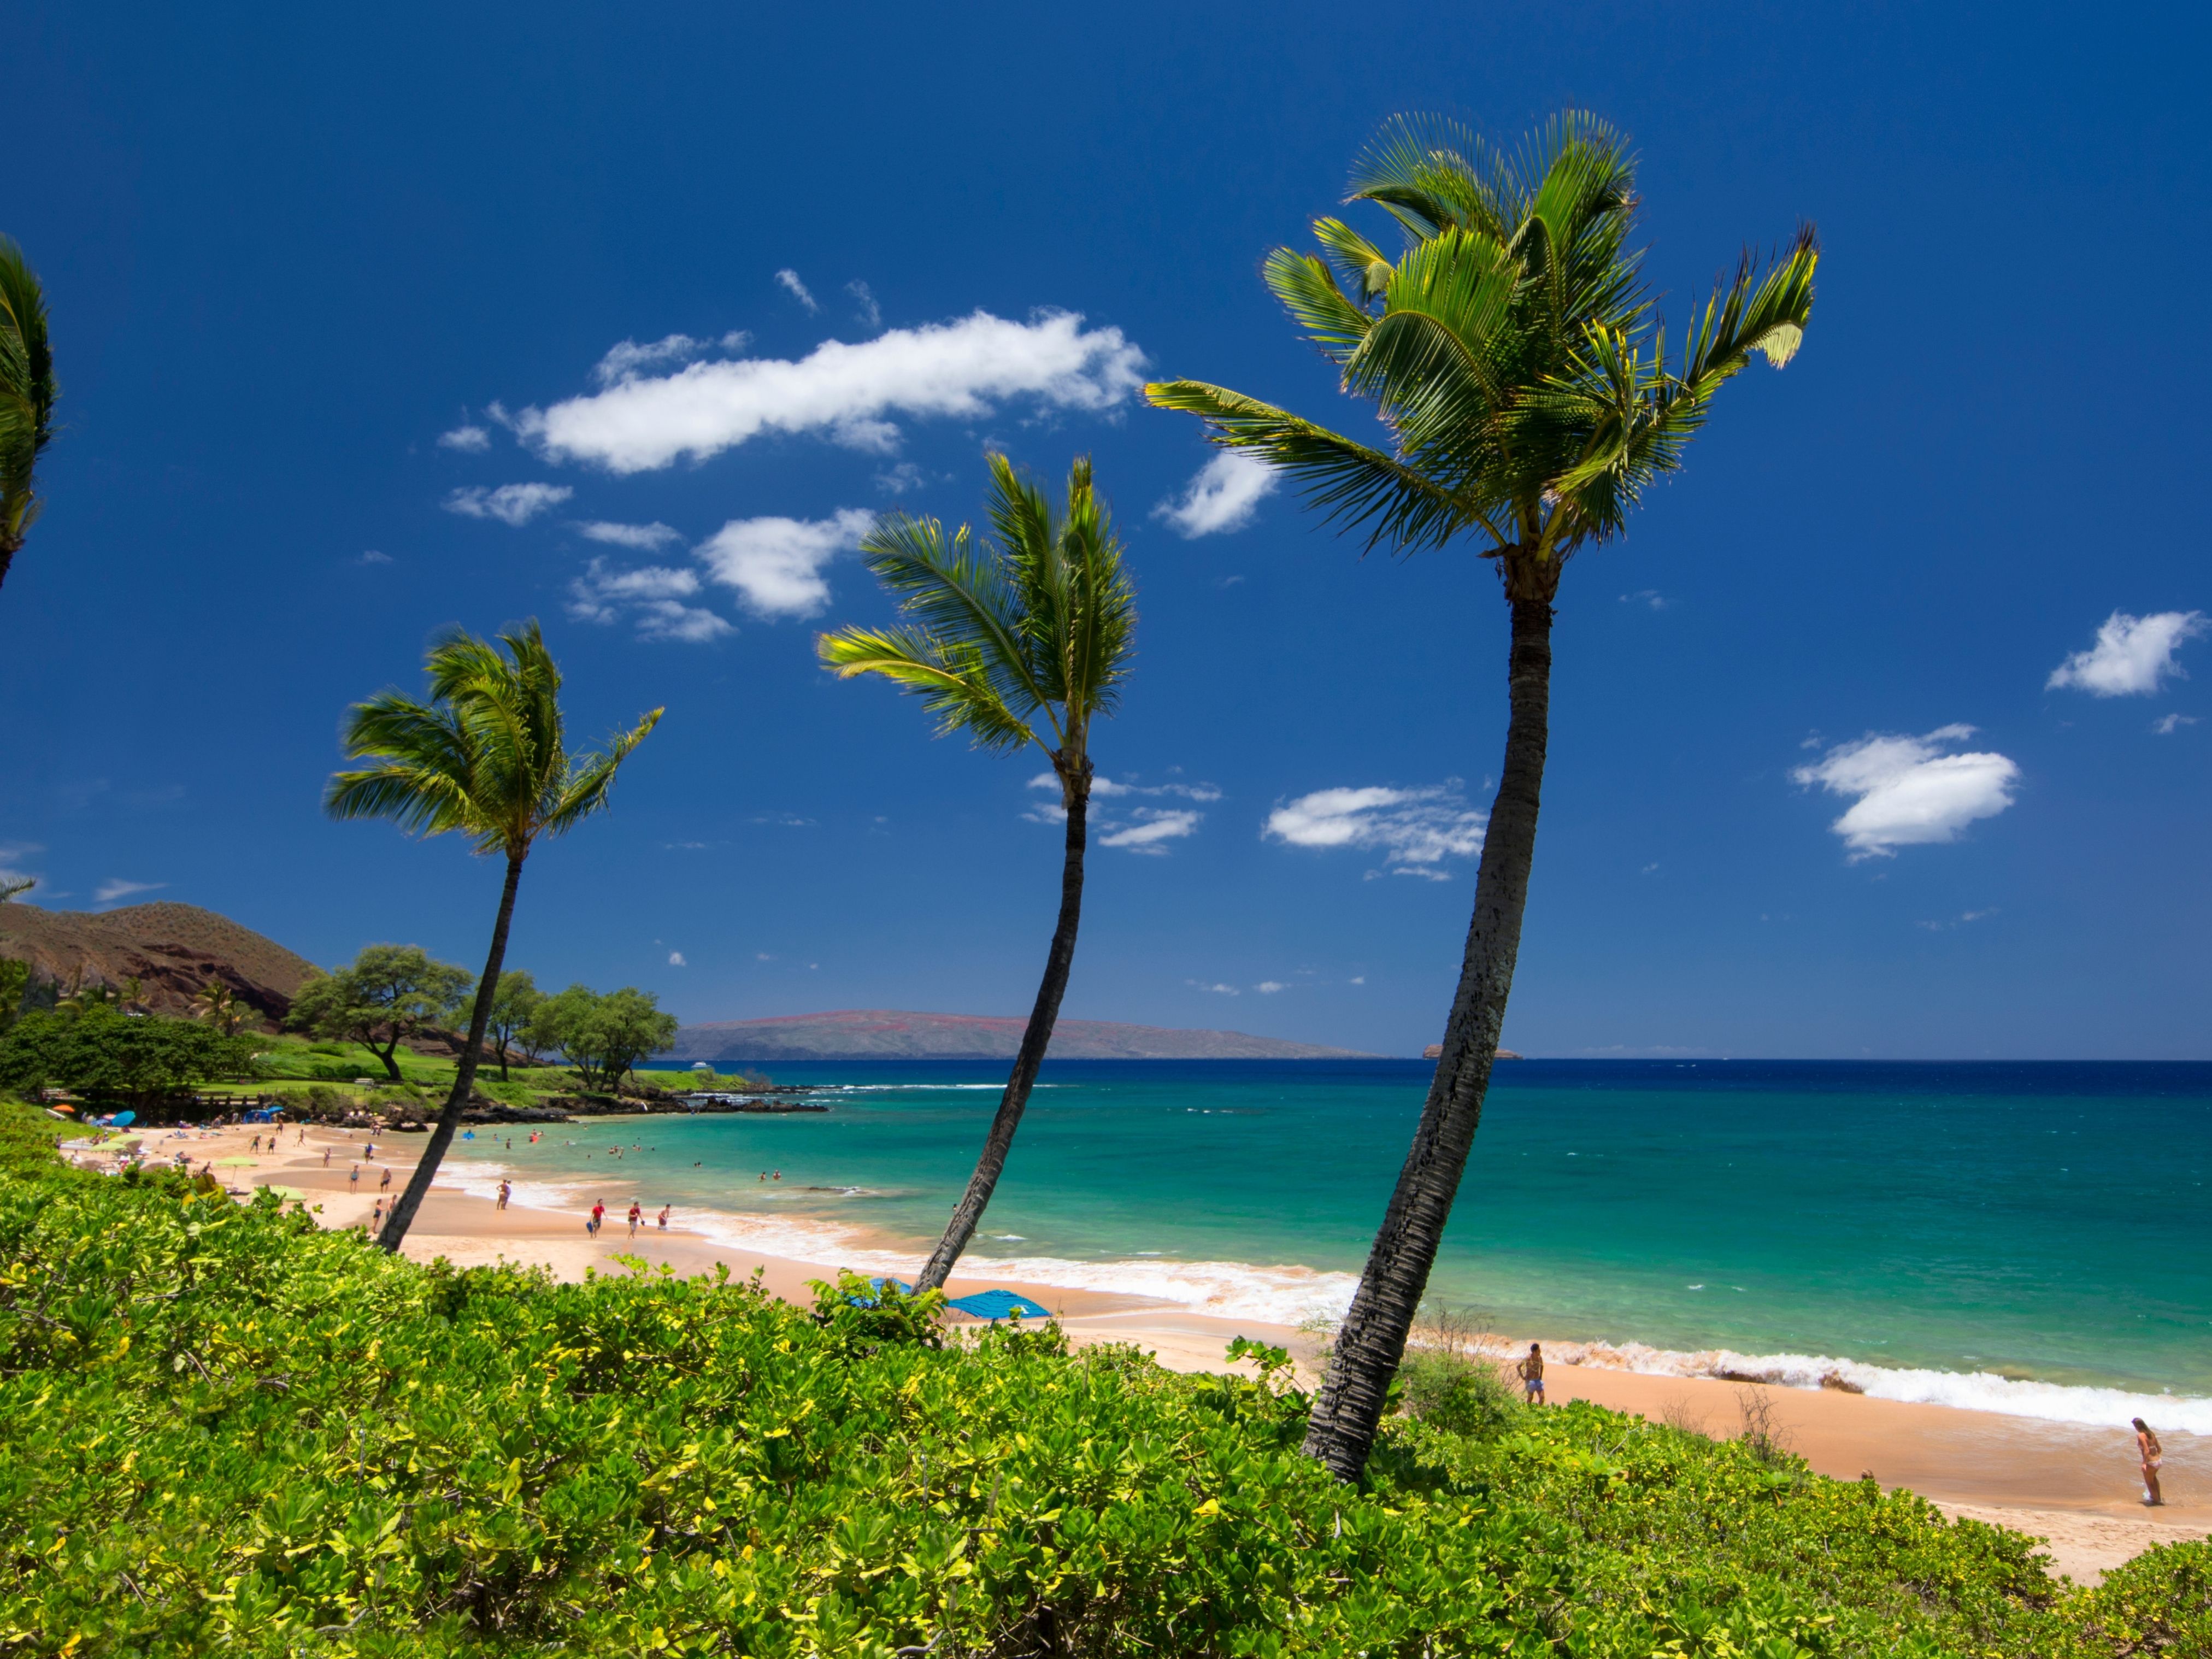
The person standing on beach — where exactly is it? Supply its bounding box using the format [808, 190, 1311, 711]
[380, 1166, 392, 1190]
[2135, 1418, 2164, 1505]
[656, 1204, 669, 1231]
[496, 1179, 510, 1210]
[589, 1199, 604, 1238]
[627, 1201, 641, 1238]
[1517, 1343, 1546, 1405]
[349, 1163, 360, 1191]
[370, 1198, 385, 1234]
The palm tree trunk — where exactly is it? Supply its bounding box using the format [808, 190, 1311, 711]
[376, 851, 525, 1252]
[915, 762, 1090, 1291]
[1301, 598, 1554, 1480]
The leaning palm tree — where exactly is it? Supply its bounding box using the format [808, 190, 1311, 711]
[1148, 111, 1816, 1480]
[819, 454, 1134, 1291]
[0, 236, 57, 595]
[328, 620, 661, 1251]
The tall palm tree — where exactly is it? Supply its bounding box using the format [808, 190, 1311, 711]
[819, 454, 1135, 1291]
[328, 620, 661, 1251]
[0, 236, 57, 595]
[1148, 112, 1817, 1480]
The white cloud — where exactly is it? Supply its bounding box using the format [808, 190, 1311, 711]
[875, 461, 927, 495]
[1029, 772, 1221, 803]
[846, 280, 881, 327]
[95, 878, 164, 904]
[1619, 589, 1667, 610]
[577, 520, 684, 551]
[2047, 610, 2207, 697]
[1255, 980, 1287, 994]
[444, 482, 573, 526]
[1025, 773, 1215, 852]
[437, 423, 491, 452]
[695, 509, 875, 618]
[593, 331, 750, 387]
[668, 950, 687, 967]
[1917, 908, 1998, 932]
[515, 310, 1146, 474]
[567, 558, 732, 643]
[1189, 980, 1240, 996]
[1155, 450, 1278, 538]
[1099, 809, 1202, 853]
[2153, 713, 2198, 734]
[1349, 975, 1366, 985]
[1265, 783, 1487, 869]
[1791, 725, 2019, 859]
[775, 269, 820, 313]
[357, 549, 392, 565]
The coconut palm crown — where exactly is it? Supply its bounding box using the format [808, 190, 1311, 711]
[327, 620, 661, 1250]
[0, 234, 58, 595]
[819, 454, 1134, 1289]
[1148, 111, 1816, 1481]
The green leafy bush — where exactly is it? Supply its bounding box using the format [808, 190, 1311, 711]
[0, 1008, 260, 1108]
[0, 1102, 2196, 1657]
[1398, 1348, 1522, 1440]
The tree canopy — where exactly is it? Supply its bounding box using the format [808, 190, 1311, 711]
[529, 985, 678, 1093]
[284, 946, 470, 1081]
[0, 1008, 260, 1105]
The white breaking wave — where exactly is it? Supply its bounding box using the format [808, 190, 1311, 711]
[434, 1157, 2209, 1434]
[1474, 1337, 2212, 1436]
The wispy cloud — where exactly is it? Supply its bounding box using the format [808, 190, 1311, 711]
[444, 482, 573, 526]
[437, 423, 491, 452]
[1917, 908, 1999, 931]
[875, 461, 927, 495]
[1098, 808, 1202, 852]
[1265, 782, 1486, 872]
[2153, 712, 2199, 735]
[95, 878, 164, 905]
[1189, 980, 1240, 996]
[1619, 589, 1668, 610]
[696, 509, 876, 618]
[1155, 451, 1278, 538]
[357, 549, 392, 566]
[668, 950, 687, 967]
[567, 558, 732, 643]
[1792, 725, 2019, 859]
[2048, 610, 2207, 697]
[576, 520, 684, 551]
[846, 280, 881, 328]
[514, 311, 1146, 473]
[1254, 980, 1287, 994]
[1029, 772, 1221, 803]
[775, 269, 820, 313]
[1026, 773, 1216, 854]
[593, 331, 750, 387]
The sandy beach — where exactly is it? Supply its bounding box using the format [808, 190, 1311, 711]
[104, 1115, 2209, 1587]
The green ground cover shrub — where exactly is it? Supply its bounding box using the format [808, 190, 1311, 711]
[0, 1101, 2202, 1657]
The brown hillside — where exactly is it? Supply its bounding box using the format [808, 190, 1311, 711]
[0, 901, 321, 1022]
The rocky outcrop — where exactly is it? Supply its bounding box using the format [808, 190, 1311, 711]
[0, 901, 320, 1025]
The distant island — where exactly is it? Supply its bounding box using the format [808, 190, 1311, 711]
[661, 1009, 1372, 1062]
[1423, 1043, 1524, 1060]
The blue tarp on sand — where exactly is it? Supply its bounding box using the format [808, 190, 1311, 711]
[865, 1277, 1051, 1322]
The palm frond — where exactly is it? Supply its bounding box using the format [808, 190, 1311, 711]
[818, 624, 1039, 751]
[1145, 380, 1496, 551]
[858, 511, 1051, 720]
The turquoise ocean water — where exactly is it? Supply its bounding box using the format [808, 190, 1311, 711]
[454, 1060, 2211, 1429]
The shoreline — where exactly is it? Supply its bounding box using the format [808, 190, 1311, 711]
[97, 1117, 2209, 1585]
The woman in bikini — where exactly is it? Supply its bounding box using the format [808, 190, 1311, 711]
[2134, 1417, 2164, 1506]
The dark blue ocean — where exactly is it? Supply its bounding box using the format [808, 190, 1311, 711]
[458, 1059, 2212, 1427]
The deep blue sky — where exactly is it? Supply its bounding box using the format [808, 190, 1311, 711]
[5, 3, 2206, 1058]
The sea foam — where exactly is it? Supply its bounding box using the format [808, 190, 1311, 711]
[432, 1158, 2209, 1435]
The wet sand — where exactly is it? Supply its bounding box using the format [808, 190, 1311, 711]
[101, 1116, 2209, 1586]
